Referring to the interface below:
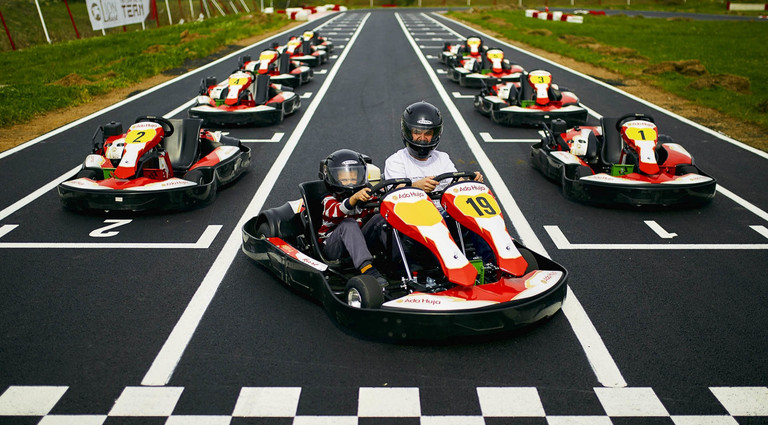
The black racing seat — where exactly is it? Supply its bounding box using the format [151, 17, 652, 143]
[278, 51, 291, 74]
[299, 180, 333, 263]
[253, 73, 271, 105]
[163, 119, 203, 173]
[600, 116, 623, 165]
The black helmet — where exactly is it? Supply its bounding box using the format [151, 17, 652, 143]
[401, 101, 443, 159]
[319, 149, 368, 198]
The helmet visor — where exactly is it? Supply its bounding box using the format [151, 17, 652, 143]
[329, 163, 367, 188]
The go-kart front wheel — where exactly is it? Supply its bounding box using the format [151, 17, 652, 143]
[345, 275, 384, 309]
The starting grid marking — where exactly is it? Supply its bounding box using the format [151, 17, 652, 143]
[544, 224, 768, 250]
[1, 385, 766, 422]
[0, 224, 222, 249]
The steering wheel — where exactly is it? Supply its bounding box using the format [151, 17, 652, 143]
[616, 113, 654, 131]
[135, 116, 175, 137]
[359, 178, 411, 208]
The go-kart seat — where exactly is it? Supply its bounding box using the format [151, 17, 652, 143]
[298, 180, 335, 264]
[278, 51, 291, 74]
[253, 73, 271, 105]
[600, 116, 623, 165]
[162, 119, 203, 173]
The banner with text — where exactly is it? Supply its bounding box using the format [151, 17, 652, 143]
[87, 0, 151, 30]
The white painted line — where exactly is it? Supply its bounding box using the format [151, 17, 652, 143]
[141, 12, 371, 387]
[315, 69, 328, 74]
[108, 386, 183, 416]
[479, 132, 540, 143]
[403, 12, 627, 389]
[0, 225, 221, 249]
[545, 225, 768, 250]
[164, 99, 196, 119]
[240, 132, 284, 143]
[751, 225, 768, 239]
[358, 387, 421, 417]
[232, 387, 302, 417]
[716, 185, 768, 222]
[594, 387, 669, 417]
[0, 386, 68, 416]
[476, 387, 545, 417]
[644, 220, 677, 239]
[436, 69, 447, 74]
[301, 92, 313, 99]
[710, 387, 768, 416]
[0, 166, 79, 222]
[452, 92, 474, 99]
[428, 12, 768, 161]
[0, 224, 17, 238]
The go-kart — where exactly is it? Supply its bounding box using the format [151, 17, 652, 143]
[530, 114, 717, 206]
[278, 34, 328, 68]
[238, 49, 313, 89]
[440, 36, 487, 66]
[58, 116, 250, 212]
[241, 170, 568, 341]
[475, 69, 588, 127]
[302, 30, 333, 54]
[448, 47, 525, 88]
[188, 69, 300, 126]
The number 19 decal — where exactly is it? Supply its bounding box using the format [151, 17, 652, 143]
[456, 194, 500, 218]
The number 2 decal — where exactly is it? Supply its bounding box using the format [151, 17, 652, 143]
[89, 219, 132, 238]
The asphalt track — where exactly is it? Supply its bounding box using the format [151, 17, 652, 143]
[1, 8, 767, 424]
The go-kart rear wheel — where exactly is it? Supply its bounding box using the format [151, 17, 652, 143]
[256, 222, 273, 239]
[519, 247, 539, 275]
[345, 275, 384, 309]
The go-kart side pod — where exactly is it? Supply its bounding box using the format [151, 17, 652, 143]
[241, 215, 569, 342]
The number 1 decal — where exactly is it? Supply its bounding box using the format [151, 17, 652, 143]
[89, 219, 132, 238]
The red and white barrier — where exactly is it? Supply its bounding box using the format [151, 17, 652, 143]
[525, 9, 584, 23]
[266, 4, 347, 21]
[726, 2, 768, 10]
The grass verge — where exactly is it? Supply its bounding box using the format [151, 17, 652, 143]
[0, 12, 292, 128]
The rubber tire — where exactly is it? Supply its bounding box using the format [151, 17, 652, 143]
[76, 169, 101, 180]
[256, 222, 273, 239]
[183, 169, 205, 185]
[345, 275, 384, 309]
[676, 164, 698, 176]
[518, 247, 539, 275]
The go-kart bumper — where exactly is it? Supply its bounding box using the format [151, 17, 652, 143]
[491, 104, 589, 127]
[242, 217, 568, 341]
[563, 170, 717, 207]
[58, 148, 250, 212]
[58, 177, 216, 212]
[188, 104, 286, 126]
[530, 147, 717, 207]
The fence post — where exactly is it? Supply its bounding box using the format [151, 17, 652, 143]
[33, 0, 52, 44]
[63, 0, 80, 39]
[0, 9, 16, 50]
